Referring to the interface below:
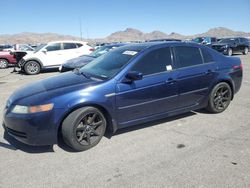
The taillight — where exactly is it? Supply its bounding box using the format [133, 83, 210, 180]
[89, 48, 95, 52]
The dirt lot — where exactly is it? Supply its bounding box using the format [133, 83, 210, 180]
[0, 54, 250, 188]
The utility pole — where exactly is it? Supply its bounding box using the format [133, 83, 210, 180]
[79, 17, 83, 41]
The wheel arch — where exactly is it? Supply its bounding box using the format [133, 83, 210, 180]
[213, 79, 235, 100]
[24, 58, 44, 69]
[57, 103, 116, 141]
[0, 58, 10, 63]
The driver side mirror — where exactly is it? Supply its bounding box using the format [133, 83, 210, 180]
[42, 49, 47, 53]
[122, 71, 143, 83]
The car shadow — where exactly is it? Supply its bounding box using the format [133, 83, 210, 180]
[1, 111, 197, 153]
[1, 131, 54, 153]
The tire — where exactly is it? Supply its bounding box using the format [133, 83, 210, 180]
[61, 107, 107, 151]
[243, 47, 248, 55]
[227, 48, 233, 56]
[24, 60, 41, 75]
[0, 59, 9, 69]
[206, 82, 232, 113]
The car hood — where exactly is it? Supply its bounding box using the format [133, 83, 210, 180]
[9, 72, 99, 104]
[63, 55, 95, 68]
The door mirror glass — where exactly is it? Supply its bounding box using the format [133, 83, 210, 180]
[123, 71, 143, 83]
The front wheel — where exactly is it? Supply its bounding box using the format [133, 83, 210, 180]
[243, 47, 248, 55]
[227, 48, 233, 56]
[206, 82, 232, 113]
[61, 107, 107, 151]
[24, 61, 41, 75]
[0, 59, 9, 69]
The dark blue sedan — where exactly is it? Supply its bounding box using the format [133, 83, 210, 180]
[3, 42, 243, 151]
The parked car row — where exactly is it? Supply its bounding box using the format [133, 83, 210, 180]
[1, 37, 249, 73]
[192, 37, 249, 56]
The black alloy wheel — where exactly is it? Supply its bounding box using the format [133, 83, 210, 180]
[62, 107, 107, 151]
[227, 48, 233, 56]
[206, 82, 232, 113]
[243, 47, 248, 55]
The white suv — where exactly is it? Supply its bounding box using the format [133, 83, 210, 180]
[20, 41, 93, 75]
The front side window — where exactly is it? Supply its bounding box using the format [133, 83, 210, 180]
[63, 43, 77, 50]
[175, 46, 203, 68]
[131, 47, 172, 76]
[46, 43, 61, 51]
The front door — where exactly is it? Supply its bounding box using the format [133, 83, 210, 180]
[115, 47, 179, 126]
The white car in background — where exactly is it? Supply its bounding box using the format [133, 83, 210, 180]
[19, 41, 94, 75]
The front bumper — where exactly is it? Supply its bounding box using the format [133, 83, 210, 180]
[211, 46, 228, 54]
[3, 108, 59, 146]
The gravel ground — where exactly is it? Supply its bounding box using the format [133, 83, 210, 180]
[0, 54, 250, 188]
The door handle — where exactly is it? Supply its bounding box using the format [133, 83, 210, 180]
[166, 78, 177, 85]
[204, 69, 214, 75]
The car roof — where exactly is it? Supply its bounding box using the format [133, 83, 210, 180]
[47, 40, 88, 44]
[115, 41, 199, 51]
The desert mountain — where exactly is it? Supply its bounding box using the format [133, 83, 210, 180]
[0, 27, 249, 44]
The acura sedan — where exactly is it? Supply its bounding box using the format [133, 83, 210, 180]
[3, 42, 242, 151]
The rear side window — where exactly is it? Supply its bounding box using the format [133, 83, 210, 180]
[211, 38, 217, 42]
[131, 47, 172, 76]
[46, 43, 61, 51]
[201, 48, 214, 63]
[63, 43, 77, 50]
[175, 46, 203, 68]
[76, 43, 83, 47]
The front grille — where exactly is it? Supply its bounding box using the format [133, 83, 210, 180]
[212, 45, 223, 50]
[6, 127, 27, 138]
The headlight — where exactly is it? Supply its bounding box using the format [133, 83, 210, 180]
[222, 45, 228, 49]
[11, 103, 54, 114]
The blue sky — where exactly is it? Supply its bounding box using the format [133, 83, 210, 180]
[1, 0, 250, 38]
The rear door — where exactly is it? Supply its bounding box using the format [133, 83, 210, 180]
[174, 46, 217, 108]
[116, 47, 179, 125]
[42, 43, 63, 67]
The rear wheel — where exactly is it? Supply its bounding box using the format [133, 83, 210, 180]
[227, 48, 233, 56]
[0, 59, 8, 69]
[24, 61, 41, 75]
[206, 82, 232, 113]
[243, 47, 248, 55]
[61, 107, 107, 151]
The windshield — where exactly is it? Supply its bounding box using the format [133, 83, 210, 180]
[34, 44, 47, 52]
[219, 38, 236, 44]
[193, 37, 204, 43]
[79, 47, 139, 80]
[88, 46, 114, 58]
